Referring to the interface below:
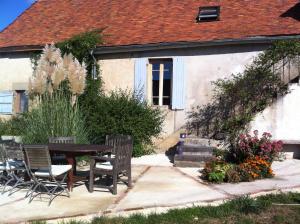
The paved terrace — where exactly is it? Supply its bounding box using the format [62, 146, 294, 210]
[1, 155, 300, 223]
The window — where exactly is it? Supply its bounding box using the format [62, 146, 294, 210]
[0, 91, 28, 114]
[148, 59, 172, 106]
[197, 6, 220, 22]
[14, 90, 28, 114]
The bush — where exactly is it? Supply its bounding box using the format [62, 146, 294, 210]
[232, 130, 283, 163]
[85, 89, 165, 157]
[21, 95, 88, 144]
[201, 159, 233, 183]
[238, 156, 274, 181]
[225, 167, 241, 183]
[203, 155, 274, 183]
[0, 116, 25, 136]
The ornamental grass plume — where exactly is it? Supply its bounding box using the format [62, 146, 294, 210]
[67, 58, 86, 95]
[52, 64, 66, 89]
[31, 69, 47, 95]
[29, 43, 86, 99]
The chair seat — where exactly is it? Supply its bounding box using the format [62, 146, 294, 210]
[8, 159, 24, 167]
[35, 165, 72, 177]
[0, 160, 25, 171]
[95, 161, 113, 170]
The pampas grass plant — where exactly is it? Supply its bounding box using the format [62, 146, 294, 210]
[22, 94, 88, 144]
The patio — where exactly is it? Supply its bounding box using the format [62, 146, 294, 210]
[1, 155, 300, 223]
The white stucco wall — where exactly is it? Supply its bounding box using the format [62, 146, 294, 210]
[251, 83, 300, 141]
[99, 57, 135, 92]
[4, 44, 296, 141]
[0, 53, 32, 119]
[99, 44, 268, 137]
[0, 53, 32, 91]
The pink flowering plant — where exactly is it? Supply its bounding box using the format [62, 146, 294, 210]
[231, 130, 283, 163]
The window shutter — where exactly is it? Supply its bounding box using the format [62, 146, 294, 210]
[172, 57, 186, 110]
[134, 58, 148, 101]
[0, 91, 13, 114]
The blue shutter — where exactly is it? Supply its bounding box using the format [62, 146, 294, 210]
[134, 58, 148, 101]
[172, 57, 186, 110]
[0, 91, 13, 114]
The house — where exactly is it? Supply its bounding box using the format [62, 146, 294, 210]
[1, 0, 300, 144]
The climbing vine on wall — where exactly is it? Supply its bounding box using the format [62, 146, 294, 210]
[56, 30, 104, 96]
[186, 40, 300, 145]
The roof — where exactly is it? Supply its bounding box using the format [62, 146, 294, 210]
[0, 0, 300, 51]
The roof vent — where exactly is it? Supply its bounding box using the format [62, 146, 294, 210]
[197, 6, 220, 22]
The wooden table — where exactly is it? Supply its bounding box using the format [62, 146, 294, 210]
[47, 143, 112, 191]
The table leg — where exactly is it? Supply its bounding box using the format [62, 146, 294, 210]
[66, 155, 75, 191]
[73, 157, 77, 175]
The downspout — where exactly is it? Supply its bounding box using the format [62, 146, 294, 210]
[90, 49, 97, 79]
[174, 108, 177, 133]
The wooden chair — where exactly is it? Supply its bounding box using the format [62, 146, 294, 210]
[23, 145, 71, 206]
[48, 137, 75, 165]
[89, 135, 133, 194]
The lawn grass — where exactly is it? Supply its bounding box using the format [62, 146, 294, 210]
[32, 192, 300, 224]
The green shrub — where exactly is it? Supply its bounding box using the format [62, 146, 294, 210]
[0, 116, 25, 137]
[201, 159, 233, 183]
[21, 95, 88, 144]
[225, 167, 241, 183]
[85, 89, 165, 157]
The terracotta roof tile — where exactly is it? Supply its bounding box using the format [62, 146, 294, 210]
[0, 0, 300, 48]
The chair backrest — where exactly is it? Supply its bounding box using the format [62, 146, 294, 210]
[106, 135, 133, 170]
[49, 136, 76, 144]
[23, 145, 52, 170]
[4, 141, 24, 161]
[105, 135, 132, 155]
[0, 142, 6, 162]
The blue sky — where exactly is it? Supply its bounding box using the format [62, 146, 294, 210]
[0, 0, 35, 31]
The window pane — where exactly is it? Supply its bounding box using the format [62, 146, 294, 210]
[20, 92, 28, 113]
[152, 79, 159, 97]
[152, 67, 159, 105]
[163, 97, 170, 105]
[152, 63, 160, 71]
[163, 61, 172, 105]
[153, 97, 159, 105]
[164, 62, 172, 74]
[163, 79, 171, 96]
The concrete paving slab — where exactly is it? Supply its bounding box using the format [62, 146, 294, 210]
[0, 165, 148, 223]
[131, 154, 172, 167]
[1, 157, 300, 223]
[272, 159, 300, 176]
[112, 166, 227, 212]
